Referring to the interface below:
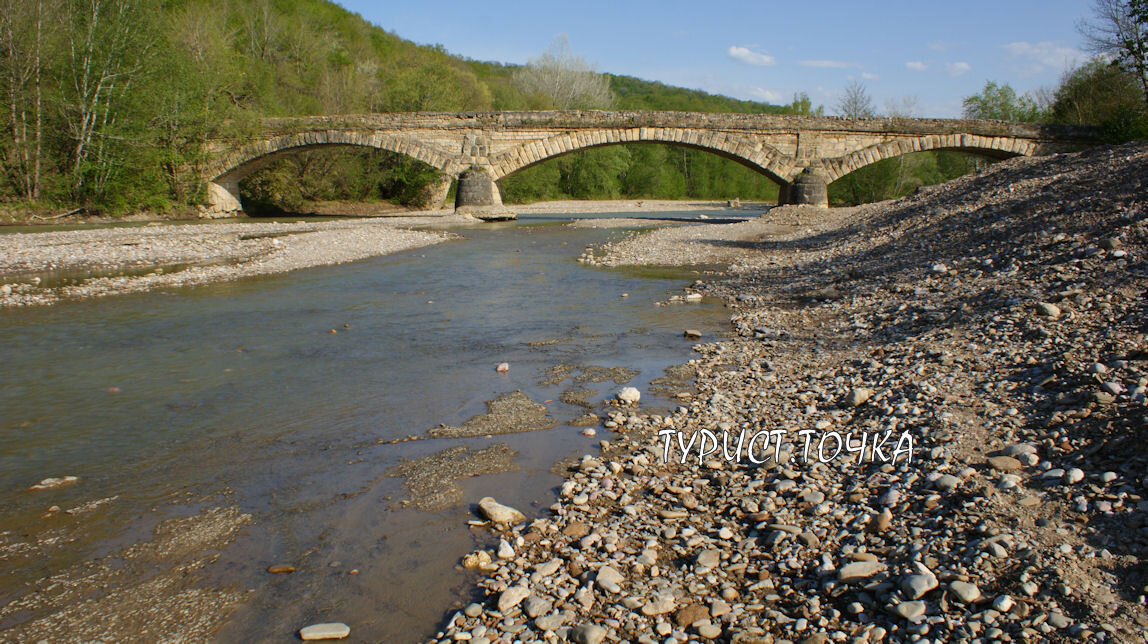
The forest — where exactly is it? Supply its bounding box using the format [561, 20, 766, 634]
[1, 0, 1145, 217]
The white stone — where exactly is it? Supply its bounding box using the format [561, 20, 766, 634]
[616, 387, 641, 404]
[497, 539, 514, 559]
[993, 595, 1014, 612]
[477, 497, 525, 525]
[299, 622, 350, 640]
[950, 580, 981, 603]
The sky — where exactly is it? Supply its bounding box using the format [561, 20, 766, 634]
[338, 0, 1097, 118]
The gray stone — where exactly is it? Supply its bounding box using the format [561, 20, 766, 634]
[696, 549, 721, 568]
[902, 572, 939, 600]
[641, 592, 677, 615]
[596, 565, 624, 593]
[950, 581, 981, 604]
[535, 613, 569, 631]
[524, 595, 553, 619]
[569, 623, 607, 644]
[497, 585, 530, 613]
[838, 560, 883, 583]
[845, 388, 872, 407]
[893, 601, 926, 620]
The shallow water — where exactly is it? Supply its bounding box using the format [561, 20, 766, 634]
[0, 213, 731, 641]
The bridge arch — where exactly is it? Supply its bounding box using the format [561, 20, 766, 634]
[487, 127, 795, 186]
[820, 133, 1037, 184]
[201, 130, 463, 216]
[206, 130, 463, 185]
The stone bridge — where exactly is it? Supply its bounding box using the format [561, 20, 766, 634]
[201, 111, 1093, 219]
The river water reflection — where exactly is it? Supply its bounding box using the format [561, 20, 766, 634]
[0, 212, 736, 641]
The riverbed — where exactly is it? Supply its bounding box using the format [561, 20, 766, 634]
[0, 212, 739, 641]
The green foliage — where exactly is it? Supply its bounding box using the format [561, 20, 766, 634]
[828, 151, 988, 206]
[500, 143, 781, 204]
[238, 147, 445, 213]
[961, 81, 1045, 121]
[1048, 58, 1148, 142]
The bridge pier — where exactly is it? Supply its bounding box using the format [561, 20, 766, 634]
[779, 170, 828, 207]
[454, 167, 515, 221]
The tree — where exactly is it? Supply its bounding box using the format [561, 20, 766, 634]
[961, 81, 1044, 121]
[63, 0, 159, 202]
[788, 92, 824, 116]
[1051, 58, 1144, 124]
[0, 0, 49, 200]
[1079, 0, 1148, 108]
[512, 35, 613, 109]
[836, 81, 875, 119]
[884, 95, 919, 119]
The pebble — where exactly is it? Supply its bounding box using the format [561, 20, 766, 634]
[497, 539, 515, 559]
[641, 592, 677, 615]
[534, 613, 567, 631]
[266, 564, 295, 574]
[28, 476, 80, 491]
[845, 387, 872, 407]
[1064, 468, 1084, 484]
[988, 455, 1022, 472]
[1036, 302, 1061, 319]
[495, 362, 509, 373]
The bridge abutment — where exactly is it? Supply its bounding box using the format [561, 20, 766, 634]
[202, 180, 243, 219]
[454, 168, 515, 221]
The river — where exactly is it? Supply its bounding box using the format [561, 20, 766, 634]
[0, 212, 736, 641]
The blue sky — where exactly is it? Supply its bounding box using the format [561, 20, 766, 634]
[339, 0, 1095, 118]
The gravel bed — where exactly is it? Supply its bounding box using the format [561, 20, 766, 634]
[0, 215, 471, 306]
[436, 142, 1148, 644]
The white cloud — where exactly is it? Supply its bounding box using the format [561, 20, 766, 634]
[799, 59, 857, 69]
[947, 61, 971, 76]
[929, 41, 952, 52]
[1002, 41, 1085, 74]
[861, 72, 880, 81]
[751, 87, 782, 102]
[905, 61, 927, 72]
[727, 46, 776, 67]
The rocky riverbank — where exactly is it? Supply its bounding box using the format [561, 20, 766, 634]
[434, 141, 1148, 643]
